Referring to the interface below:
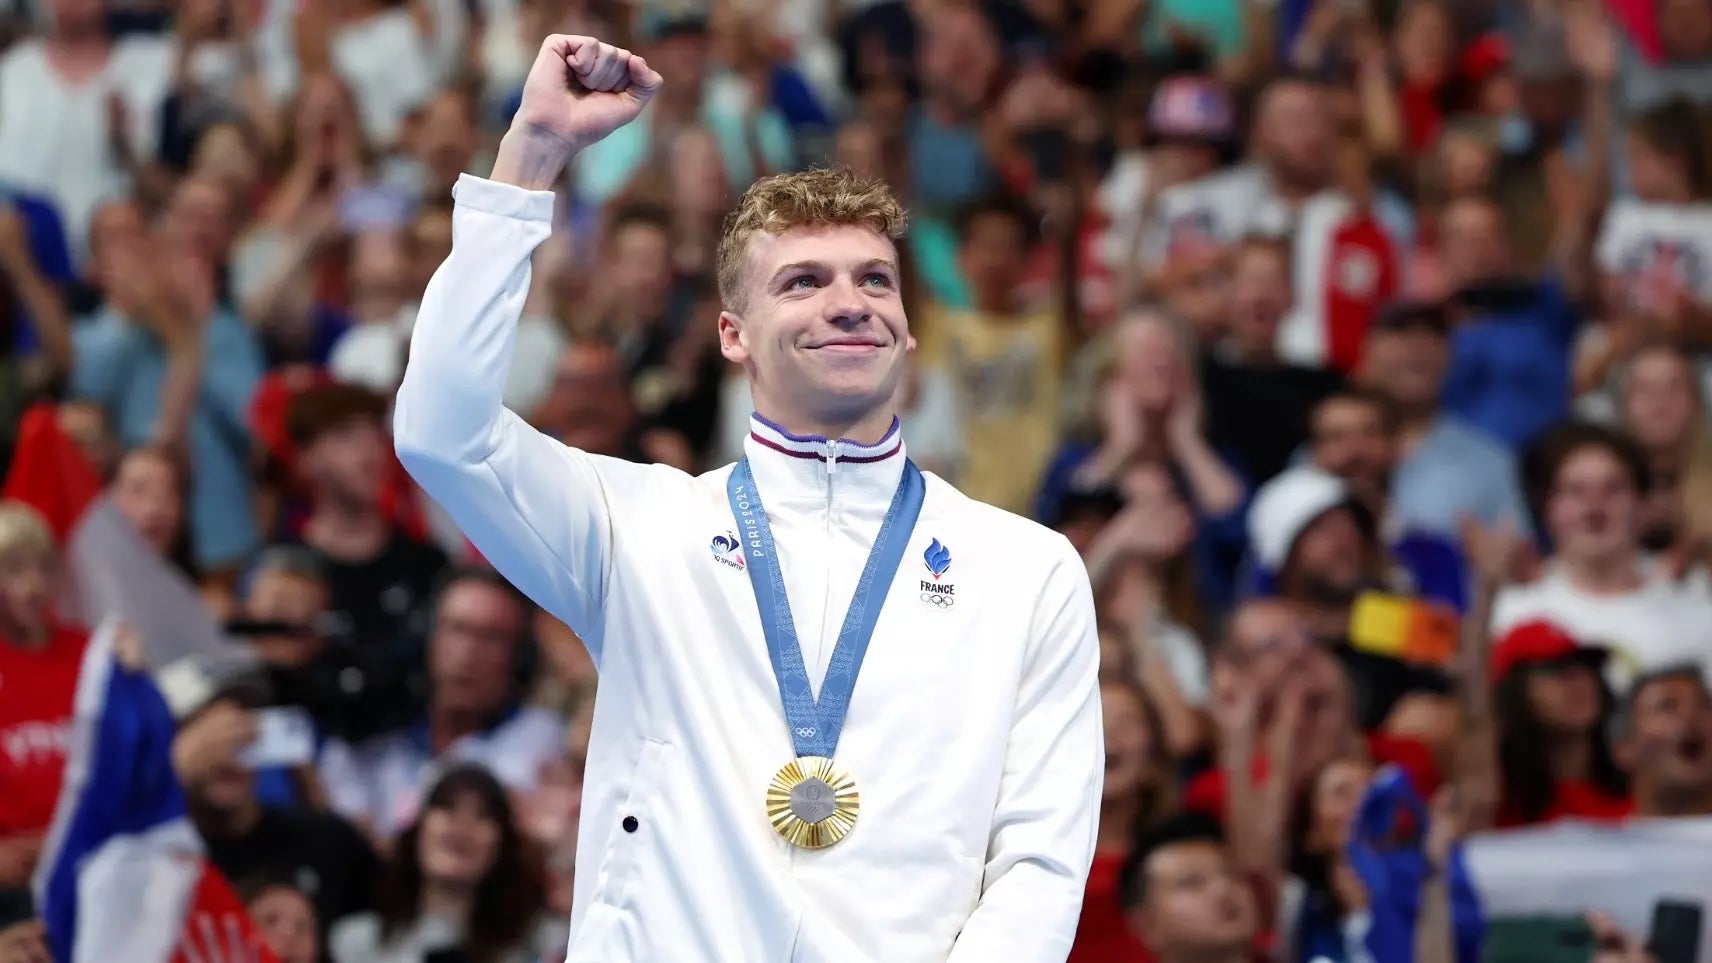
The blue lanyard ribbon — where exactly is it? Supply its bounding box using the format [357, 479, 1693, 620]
[727, 455, 925, 759]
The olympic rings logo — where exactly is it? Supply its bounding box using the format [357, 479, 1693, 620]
[794, 726, 817, 738]
[919, 592, 956, 609]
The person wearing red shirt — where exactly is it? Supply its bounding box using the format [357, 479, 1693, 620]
[0, 501, 87, 891]
[1489, 620, 1633, 827]
[1069, 677, 1176, 963]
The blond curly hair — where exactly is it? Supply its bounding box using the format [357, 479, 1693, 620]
[715, 168, 907, 312]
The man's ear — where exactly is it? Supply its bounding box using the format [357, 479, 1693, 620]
[717, 310, 748, 365]
[906, 333, 917, 352]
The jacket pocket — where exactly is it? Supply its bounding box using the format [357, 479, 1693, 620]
[593, 737, 672, 911]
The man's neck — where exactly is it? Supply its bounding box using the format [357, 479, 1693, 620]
[303, 501, 389, 563]
[1294, 598, 1352, 645]
[753, 403, 896, 448]
[1562, 553, 1645, 596]
[1227, 337, 1279, 366]
[1635, 780, 1712, 819]
[0, 618, 49, 652]
[191, 797, 264, 840]
[1395, 405, 1438, 456]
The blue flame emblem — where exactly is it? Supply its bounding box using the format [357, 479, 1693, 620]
[923, 538, 952, 579]
[711, 533, 738, 556]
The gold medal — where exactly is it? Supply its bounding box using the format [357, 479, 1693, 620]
[766, 756, 860, 849]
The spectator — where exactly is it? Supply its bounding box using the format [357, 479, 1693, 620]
[1612, 343, 1712, 555]
[1120, 813, 1262, 963]
[1040, 309, 1247, 608]
[1495, 421, 1712, 685]
[1487, 620, 1631, 827]
[170, 695, 380, 943]
[319, 569, 564, 842]
[238, 544, 401, 750]
[1357, 299, 1532, 540]
[1436, 194, 1579, 449]
[1200, 237, 1346, 487]
[1246, 466, 1457, 726]
[240, 876, 321, 963]
[0, 0, 173, 264]
[286, 382, 447, 667]
[330, 763, 548, 963]
[1191, 600, 1442, 824]
[71, 187, 265, 575]
[1611, 664, 1712, 818]
[327, 230, 415, 393]
[108, 443, 191, 570]
[920, 192, 1066, 516]
[1079, 461, 1211, 755]
[0, 503, 85, 891]
[1069, 676, 1175, 962]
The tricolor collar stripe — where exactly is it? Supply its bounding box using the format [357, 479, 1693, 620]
[748, 413, 903, 462]
[749, 433, 904, 463]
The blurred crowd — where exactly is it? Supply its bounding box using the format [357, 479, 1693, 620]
[0, 0, 1710, 958]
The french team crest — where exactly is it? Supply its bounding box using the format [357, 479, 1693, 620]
[923, 538, 952, 579]
[919, 539, 955, 610]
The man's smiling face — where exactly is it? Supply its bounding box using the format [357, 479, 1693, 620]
[719, 223, 913, 430]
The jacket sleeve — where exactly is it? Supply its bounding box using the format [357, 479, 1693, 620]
[948, 541, 1103, 962]
[394, 173, 629, 662]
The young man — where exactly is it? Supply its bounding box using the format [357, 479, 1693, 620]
[288, 383, 447, 668]
[394, 35, 1101, 962]
[1120, 814, 1260, 963]
[1493, 422, 1712, 687]
[1612, 665, 1712, 819]
[919, 192, 1064, 517]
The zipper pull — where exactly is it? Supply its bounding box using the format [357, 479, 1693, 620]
[824, 441, 840, 477]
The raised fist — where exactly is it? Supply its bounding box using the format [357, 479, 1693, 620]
[496, 35, 663, 189]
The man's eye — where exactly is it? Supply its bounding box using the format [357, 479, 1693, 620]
[862, 273, 893, 288]
[787, 276, 817, 290]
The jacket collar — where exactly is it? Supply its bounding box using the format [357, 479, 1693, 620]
[741, 413, 908, 512]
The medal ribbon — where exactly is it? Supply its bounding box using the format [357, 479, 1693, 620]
[727, 455, 925, 759]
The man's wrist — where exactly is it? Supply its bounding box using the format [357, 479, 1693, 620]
[491, 129, 580, 192]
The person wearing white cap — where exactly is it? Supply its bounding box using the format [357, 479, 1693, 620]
[1245, 465, 1454, 727]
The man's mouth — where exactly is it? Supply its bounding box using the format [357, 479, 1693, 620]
[1678, 733, 1709, 764]
[809, 338, 885, 351]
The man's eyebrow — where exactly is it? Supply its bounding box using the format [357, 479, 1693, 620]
[767, 261, 827, 285]
[767, 258, 900, 286]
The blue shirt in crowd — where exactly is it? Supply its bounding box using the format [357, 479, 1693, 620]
[1441, 278, 1577, 450]
[71, 306, 264, 568]
[1392, 417, 1533, 541]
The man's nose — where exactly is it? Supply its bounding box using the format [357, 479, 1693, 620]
[824, 277, 873, 327]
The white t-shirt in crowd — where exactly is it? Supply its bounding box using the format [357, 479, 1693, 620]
[1595, 199, 1712, 307]
[330, 8, 444, 147]
[0, 36, 172, 263]
[318, 705, 567, 841]
[1491, 559, 1712, 689]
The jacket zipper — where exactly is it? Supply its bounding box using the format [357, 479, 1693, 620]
[815, 442, 839, 700]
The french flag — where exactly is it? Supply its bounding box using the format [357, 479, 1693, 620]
[3, 404, 226, 665]
[4, 405, 273, 961]
[30, 619, 277, 963]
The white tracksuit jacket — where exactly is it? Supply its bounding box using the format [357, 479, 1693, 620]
[394, 174, 1104, 963]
